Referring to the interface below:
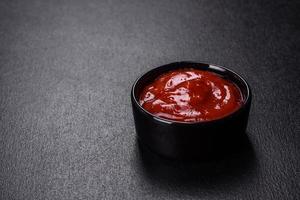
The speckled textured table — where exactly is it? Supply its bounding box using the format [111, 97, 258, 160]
[0, 0, 299, 199]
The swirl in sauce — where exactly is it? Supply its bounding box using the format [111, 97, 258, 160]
[139, 68, 243, 122]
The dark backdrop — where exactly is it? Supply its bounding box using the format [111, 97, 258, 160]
[0, 0, 299, 199]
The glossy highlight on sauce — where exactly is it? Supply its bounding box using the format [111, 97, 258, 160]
[139, 68, 243, 122]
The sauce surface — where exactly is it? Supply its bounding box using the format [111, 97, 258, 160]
[139, 68, 243, 122]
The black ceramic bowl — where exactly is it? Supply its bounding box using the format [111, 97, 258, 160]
[131, 62, 251, 160]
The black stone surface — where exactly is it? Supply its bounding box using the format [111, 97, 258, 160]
[0, 0, 299, 199]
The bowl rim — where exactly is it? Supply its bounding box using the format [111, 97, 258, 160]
[131, 61, 252, 125]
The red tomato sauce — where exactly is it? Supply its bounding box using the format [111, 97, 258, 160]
[139, 68, 243, 122]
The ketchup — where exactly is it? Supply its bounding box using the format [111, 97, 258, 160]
[139, 68, 243, 122]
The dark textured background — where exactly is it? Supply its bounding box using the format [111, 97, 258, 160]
[0, 0, 299, 199]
